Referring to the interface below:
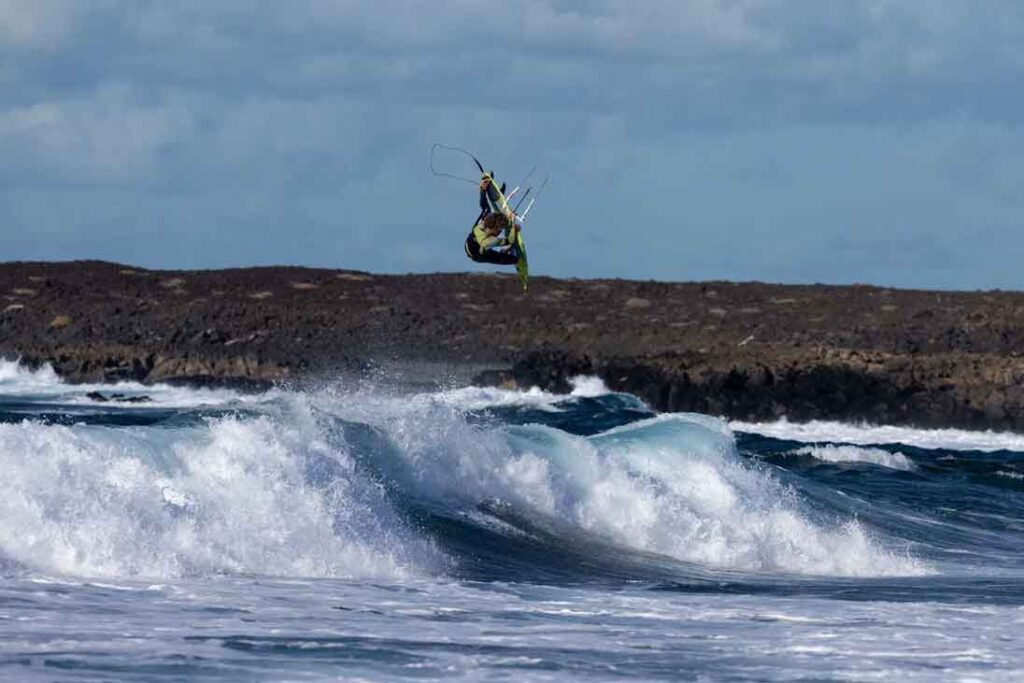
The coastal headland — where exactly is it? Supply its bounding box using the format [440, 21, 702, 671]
[3, 260, 1024, 430]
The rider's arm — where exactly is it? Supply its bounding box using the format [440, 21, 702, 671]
[486, 183, 515, 222]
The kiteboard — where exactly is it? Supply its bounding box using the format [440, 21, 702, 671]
[514, 226, 529, 291]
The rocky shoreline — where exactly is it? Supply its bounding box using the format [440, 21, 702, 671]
[3, 260, 1024, 430]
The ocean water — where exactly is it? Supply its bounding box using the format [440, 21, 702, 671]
[0, 361, 1022, 681]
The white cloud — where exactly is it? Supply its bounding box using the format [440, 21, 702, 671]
[0, 84, 194, 182]
[0, 0, 86, 49]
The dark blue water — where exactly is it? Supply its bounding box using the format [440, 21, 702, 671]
[1, 364, 1022, 680]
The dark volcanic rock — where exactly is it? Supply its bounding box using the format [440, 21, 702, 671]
[3, 260, 1024, 430]
[86, 391, 152, 404]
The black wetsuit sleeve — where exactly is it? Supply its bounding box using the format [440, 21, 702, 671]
[486, 184, 500, 212]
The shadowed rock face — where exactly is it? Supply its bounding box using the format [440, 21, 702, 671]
[2, 260, 1024, 429]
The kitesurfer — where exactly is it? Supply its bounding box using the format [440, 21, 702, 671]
[464, 171, 521, 265]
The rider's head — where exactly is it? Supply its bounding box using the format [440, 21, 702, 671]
[482, 213, 508, 236]
[480, 171, 493, 189]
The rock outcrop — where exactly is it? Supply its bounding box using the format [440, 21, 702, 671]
[3, 260, 1024, 430]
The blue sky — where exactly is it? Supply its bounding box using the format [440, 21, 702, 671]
[1, 1, 1022, 289]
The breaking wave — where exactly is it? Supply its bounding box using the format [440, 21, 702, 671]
[0, 367, 943, 581]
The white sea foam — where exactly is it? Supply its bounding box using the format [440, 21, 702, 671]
[793, 445, 915, 471]
[430, 385, 563, 411]
[568, 376, 612, 397]
[0, 359, 62, 387]
[731, 417, 1024, 453]
[0, 358, 260, 408]
[428, 375, 612, 411]
[0, 401, 443, 580]
[0, 358, 612, 413]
